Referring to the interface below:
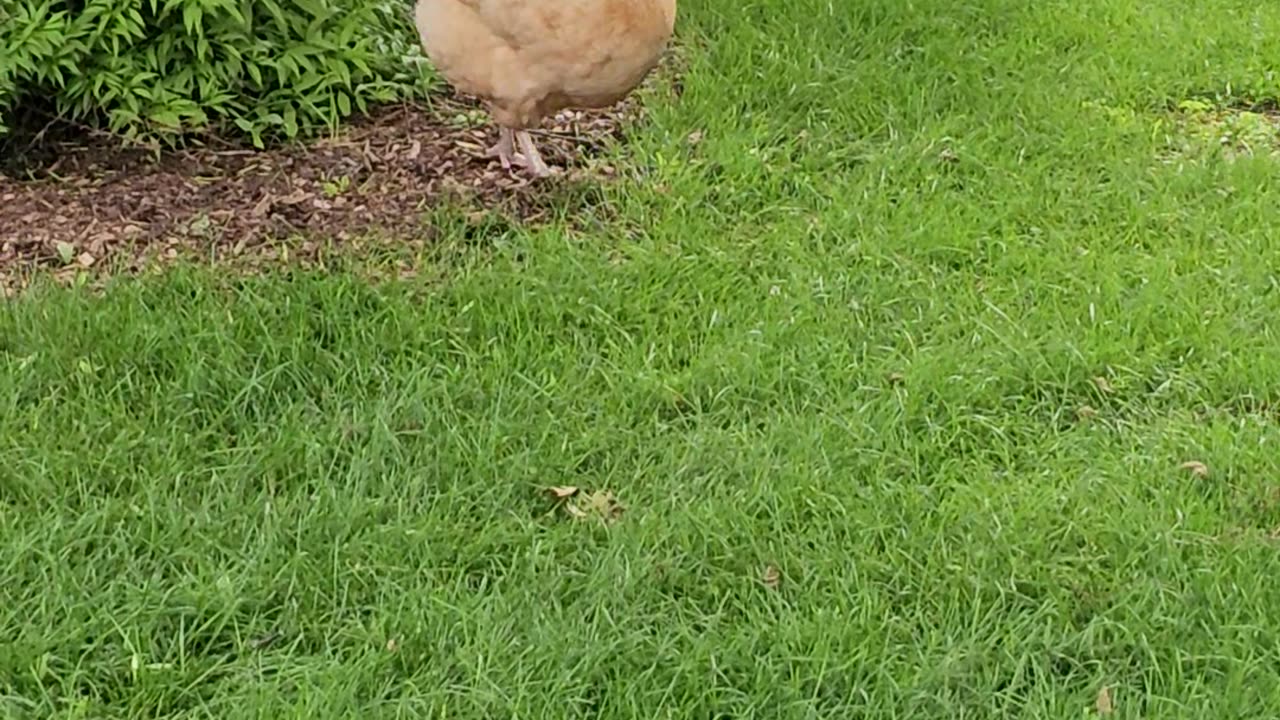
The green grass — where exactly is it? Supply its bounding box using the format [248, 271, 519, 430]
[5, 0, 1280, 717]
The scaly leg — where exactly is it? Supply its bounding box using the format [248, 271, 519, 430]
[514, 129, 553, 178]
[484, 127, 516, 170]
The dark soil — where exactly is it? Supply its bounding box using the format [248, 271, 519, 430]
[0, 96, 637, 295]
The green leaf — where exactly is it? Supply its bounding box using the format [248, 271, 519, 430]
[149, 109, 182, 128]
[182, 2, 203, 35]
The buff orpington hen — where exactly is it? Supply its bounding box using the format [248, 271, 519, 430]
[414, 0, 677, 177]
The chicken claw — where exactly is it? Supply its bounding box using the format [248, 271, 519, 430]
[514, 130, 553, 178]
[484, 127, 552, 178]
[485, 127, 516, 170]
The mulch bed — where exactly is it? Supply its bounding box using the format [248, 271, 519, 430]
[0, 95, 637, 295]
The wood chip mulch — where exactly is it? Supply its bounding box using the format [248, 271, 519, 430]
[0, 96, 638, 295]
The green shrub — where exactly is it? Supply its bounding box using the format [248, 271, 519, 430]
[0, 0, 436, 146]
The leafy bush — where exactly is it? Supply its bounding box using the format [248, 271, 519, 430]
[0, 0, 435, 146]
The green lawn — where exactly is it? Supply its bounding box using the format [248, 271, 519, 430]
[5, 0, 1280, 717]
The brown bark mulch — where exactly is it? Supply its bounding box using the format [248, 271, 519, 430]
[0, 96, 636, 295]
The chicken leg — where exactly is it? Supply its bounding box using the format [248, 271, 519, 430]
[514, 129, 552, 178]
[485, 127, 516, 169]
[484, 127, 552, 178]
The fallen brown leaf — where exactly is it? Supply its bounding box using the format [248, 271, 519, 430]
[1181, 460, 1209, 478]
[251, 192, 275, 217]
[546, 486, 580, 499]
[1095, 685, 1113, 715]
[1076, 405, 1097, 420]
[559, 489, 624, 523]
[762, 565, 781, 589]
[1092, 376, 1114, 394]
[887, 372, 906, 386]
[386, 638, 398, 653]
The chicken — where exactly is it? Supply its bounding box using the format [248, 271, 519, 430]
[414, 0, 677, 178]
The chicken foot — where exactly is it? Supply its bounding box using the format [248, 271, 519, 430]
[484, 127, 516, 170]
[514, 129, 552, 178]
[484, 126, 553, 178]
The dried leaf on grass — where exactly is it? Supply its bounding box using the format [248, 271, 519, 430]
[546, 486, 624, 524]
[761, 564, 781, 589]
[1095, 685, 1113, 715]
[1180, 460, 1209, 478]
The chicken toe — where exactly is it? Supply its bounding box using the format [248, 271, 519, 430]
[485, 127, 516, 170]
[515, 130, 553, 178]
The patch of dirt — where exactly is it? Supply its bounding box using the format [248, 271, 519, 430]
[0, 95, 639, 295]
[1163, 98, 1280, 163]
[1081, 96, 1280, 165]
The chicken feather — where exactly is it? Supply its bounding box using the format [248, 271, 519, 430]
[415, 0, 677, 177]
